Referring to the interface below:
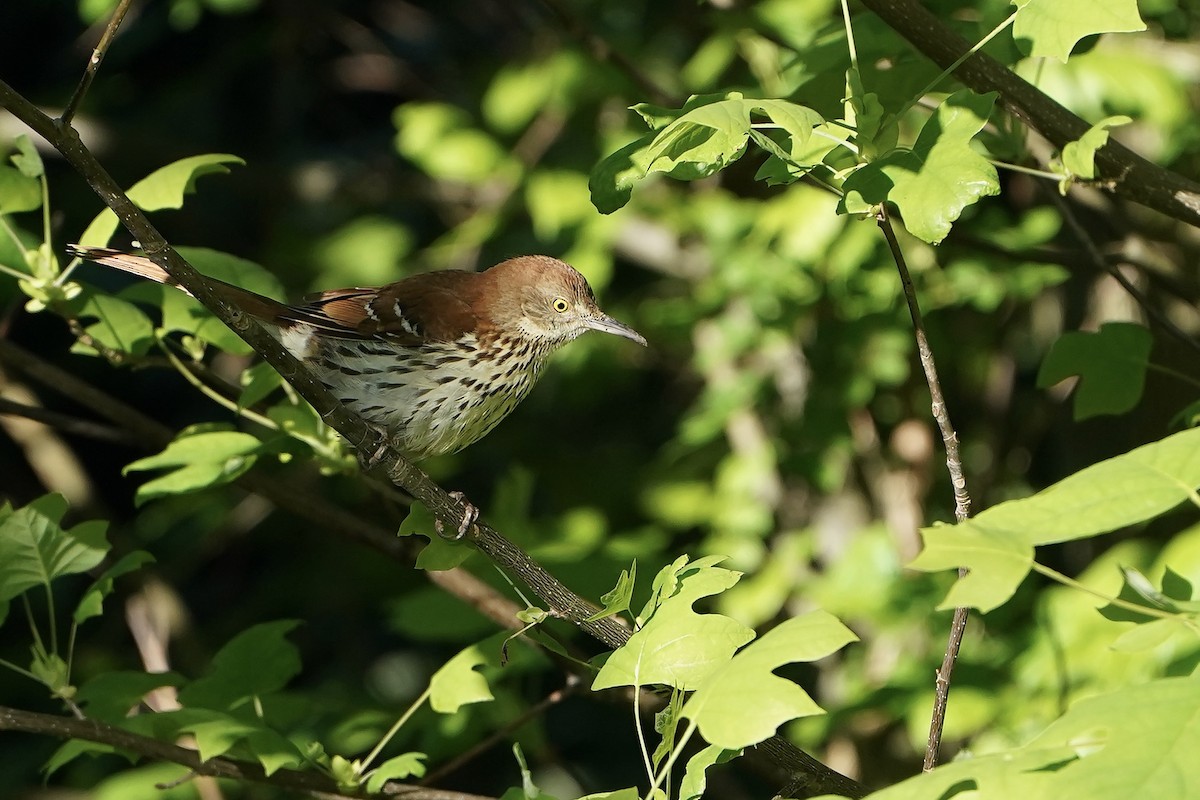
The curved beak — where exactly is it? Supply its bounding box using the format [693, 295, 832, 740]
[585, 313, 647, 346]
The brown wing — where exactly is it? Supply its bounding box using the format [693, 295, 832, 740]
[281, 270, 483, 344]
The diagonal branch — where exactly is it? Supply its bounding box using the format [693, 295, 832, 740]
[0, 76, 864, 799]
[858, 0, 1200, 229]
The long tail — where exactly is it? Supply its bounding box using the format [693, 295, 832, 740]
[66, 245, 293, 323]
[66, 245, 194, 294]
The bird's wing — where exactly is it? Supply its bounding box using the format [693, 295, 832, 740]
[284, 271, 482, 344]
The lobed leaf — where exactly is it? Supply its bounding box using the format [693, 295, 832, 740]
[0, 494, 109, 603]
[1013, 0, 1146, 62]
[680, 611, 857, 748]
[912, 427, 1200, 611]
[429, 636, 500, 714]
[592, 556, 753, 691]
[1037, 322, 1151, 420]
[842, 90, 1000, 244]
[177, 620, 302, 710]
[590, 94, 824, 213]
[77, 154, 245, 247]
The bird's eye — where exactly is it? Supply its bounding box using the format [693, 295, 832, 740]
[551, 297, 570, 313]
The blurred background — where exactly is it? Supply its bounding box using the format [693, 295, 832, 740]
[3, 0, 1200, 797]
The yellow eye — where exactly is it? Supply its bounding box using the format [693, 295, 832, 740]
[551, 297, 570, 313]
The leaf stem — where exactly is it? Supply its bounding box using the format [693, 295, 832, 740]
[989, 160, 1062, 180]
[1145, 362, 1200, 392]
[0, 656, 39, 682]
[634, 678, 655, 786]
[360, 687, 430, 775]
[1030, 561, 1200, 633]
[892, 11, 1018, 123]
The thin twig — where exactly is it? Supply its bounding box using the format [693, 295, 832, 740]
[876, 207, 972, 772]
[0, 396, 142, 445]
[1044, 187, 1200, 358]
[61, 0, 136, 126]
[421, 675, 581, 786]
[536, 0, 677, 106]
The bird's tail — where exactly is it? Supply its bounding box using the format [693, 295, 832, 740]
[66, 244, 294, 323]
[66, 245, 192, 293]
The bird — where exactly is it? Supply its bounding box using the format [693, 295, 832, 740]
[67, 245, 646, 466]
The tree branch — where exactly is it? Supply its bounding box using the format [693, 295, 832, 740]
[858, 0, 1200, 228]
[62, 0, 135, 126]
[877, 208, 971, 772]
[0, 72, 863, 798]
[0, 704, 496, 800]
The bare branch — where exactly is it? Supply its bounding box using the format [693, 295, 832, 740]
[877, 208, 972, 772]
[0, 396, 142, 445]
[62, 0, 136, 126]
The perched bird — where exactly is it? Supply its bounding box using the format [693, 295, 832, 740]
[68, 245, 646, 462]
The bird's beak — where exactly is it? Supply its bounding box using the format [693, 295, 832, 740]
[585, 313, 647, 346]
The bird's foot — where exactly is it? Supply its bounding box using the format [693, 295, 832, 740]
[434, 491, 479, 541]
[355, 425, 392, 471]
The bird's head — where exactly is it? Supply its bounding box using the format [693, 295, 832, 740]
[486, 256, 646, 349]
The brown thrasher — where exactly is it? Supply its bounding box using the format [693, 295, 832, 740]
[68, 245, 645, 464]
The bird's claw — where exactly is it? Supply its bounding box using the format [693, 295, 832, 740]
[434, 491, 479, 541]
[356, 426, 392, 471]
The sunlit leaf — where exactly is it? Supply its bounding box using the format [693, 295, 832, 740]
[842, 91, 999, 244]
[77, 154, 244, 247]
[681, 611, 856, 748]
[1013, 0, 1146, 62]
[428, 636, 498, 714]
[592, 557, 753, 691]
[912, 428, 1200, 611]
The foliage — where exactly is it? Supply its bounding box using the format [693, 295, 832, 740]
[3, 0, 1200, 798]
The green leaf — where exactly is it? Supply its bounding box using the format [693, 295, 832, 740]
[651, 690, 685, 771]
[1013, 0, 1146, 62]
[587, 561, 636, 622]
[681, 611, 856, 748]
[0, 164, 42, 213]
[1099, 566, 1200, 625]
[592, 557, 754, 691]
[428, 636, 498, 714]
[76, 670, 184, 722]
[679, 744, 741, 800]
[72, 292, 156, 356]
[842, 90, 1000, 244]
[590, 95, 824, 213]
[911, 427, 1200, 611]
[152, 247, 286, 355]
[43, 739, 124, 778]
[397, 502, 473, 571]
[177, 620, 302, 709]
[73, 550, 155, 624]
[10, 135, 45, 178]
[1059, 115, 1132, 187]
[860, 677, 1200, 800]
[0, 494, 109, 603]
[576, 790, 640, 800]
[393, 103, 511, 184]
[1037, 322, 1152, 420]
[124, 429, 263, 505]
[365, 752, 428, 793]
[238, 361, 284, 409]
[76, 154, 244, 247]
